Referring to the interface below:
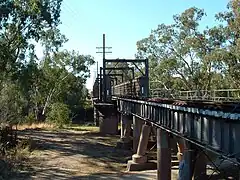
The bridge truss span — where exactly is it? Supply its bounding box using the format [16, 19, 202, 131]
[115, 97, 240, 164]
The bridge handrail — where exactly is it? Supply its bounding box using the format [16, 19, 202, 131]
[150, 88, 240, 101]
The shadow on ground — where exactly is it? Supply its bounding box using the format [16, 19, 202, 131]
[13, 129, 137, 179]
[19, 129, 131, 163]
[12, 128, 239, 180]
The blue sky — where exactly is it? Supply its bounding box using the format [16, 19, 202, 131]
[36, 0, 229, 90]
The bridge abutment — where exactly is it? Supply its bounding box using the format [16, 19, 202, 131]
[99, 113, 118, 135]
[94, 103, 118, 135]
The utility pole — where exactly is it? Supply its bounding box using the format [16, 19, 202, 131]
[96, 34, 112, 102]
[96, 61, 98, 77]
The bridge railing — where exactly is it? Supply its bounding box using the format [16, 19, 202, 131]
[149, 89, 176, 98]
[150, 89, 240, 101]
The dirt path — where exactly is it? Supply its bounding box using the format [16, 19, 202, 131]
[9, 127, 229, 180]
[12, 127, 163, 180]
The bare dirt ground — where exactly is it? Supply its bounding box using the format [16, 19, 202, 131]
[10, 126, 164, 180]
[7, 126, 237, 180]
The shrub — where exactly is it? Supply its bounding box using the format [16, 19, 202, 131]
[0, 81, 26, 125]
[46, 103, 70, 127]
[24, 112, 36, 125]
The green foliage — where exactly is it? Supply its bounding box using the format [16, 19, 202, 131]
[0, 0, 95, 125]
[24, 113, 36, 125]
[0, 81, 26, 125]
[136, 2, 240, 91]
[0, 0, 63, 80]
[46, 103, 70, 127]
[40, 50, 94, 116]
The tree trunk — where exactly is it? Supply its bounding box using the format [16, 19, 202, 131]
[42, 88, 55, 116]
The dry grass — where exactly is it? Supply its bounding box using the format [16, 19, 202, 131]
[14, 123, 99, 132]
[0, 136, 37, 179]
[14, 123, 56, 131]
[65, 125, 99, 132]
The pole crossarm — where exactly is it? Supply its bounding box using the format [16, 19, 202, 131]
[96, 51, 112, 53]
[96, 47, 112, 49]
[96, 46, 112, 53]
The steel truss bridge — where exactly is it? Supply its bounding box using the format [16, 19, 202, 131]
[92, 34, 240, 180]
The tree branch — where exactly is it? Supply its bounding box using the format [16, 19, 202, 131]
[170, 46, 193, 76]
[174, 68, 192, 89]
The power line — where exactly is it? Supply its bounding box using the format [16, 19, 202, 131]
[62, 0, 82, 20]
[61, 1, 83, 30]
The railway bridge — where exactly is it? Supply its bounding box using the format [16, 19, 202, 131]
[92, 35, 240, 180]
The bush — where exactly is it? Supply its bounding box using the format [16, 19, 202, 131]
[24, 112, 36, 125]
[0, 81, 26, 125]
[46, 103, 70, 127]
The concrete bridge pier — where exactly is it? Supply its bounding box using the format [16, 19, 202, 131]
[94, 103, 118, 135]
[120, 115, 125, 139]
[177, 139, 207, 180]
[133, 116, 144, 153]
[99, 112, 118, 135]
[157, 128, 171, 180]
[120, 114, 132, 142]
[116, 114, 132, 149]
[127, 123, 155, 171]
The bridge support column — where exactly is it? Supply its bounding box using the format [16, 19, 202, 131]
[120, 115, 125, 139]
[193, 148, 207, 179]
[133, 116, 144, 153]
[178, 140, 195, 180]
[157, 128, 171, 180]
[116, 114, 132, 149]
[132, 124, 150, 163]
[177, 139, 184, 164]
[127, 124, 156, 171]
[121, 114, 132, 142]
[93, 107, 99, 126]
[177, 139, 207, 180]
